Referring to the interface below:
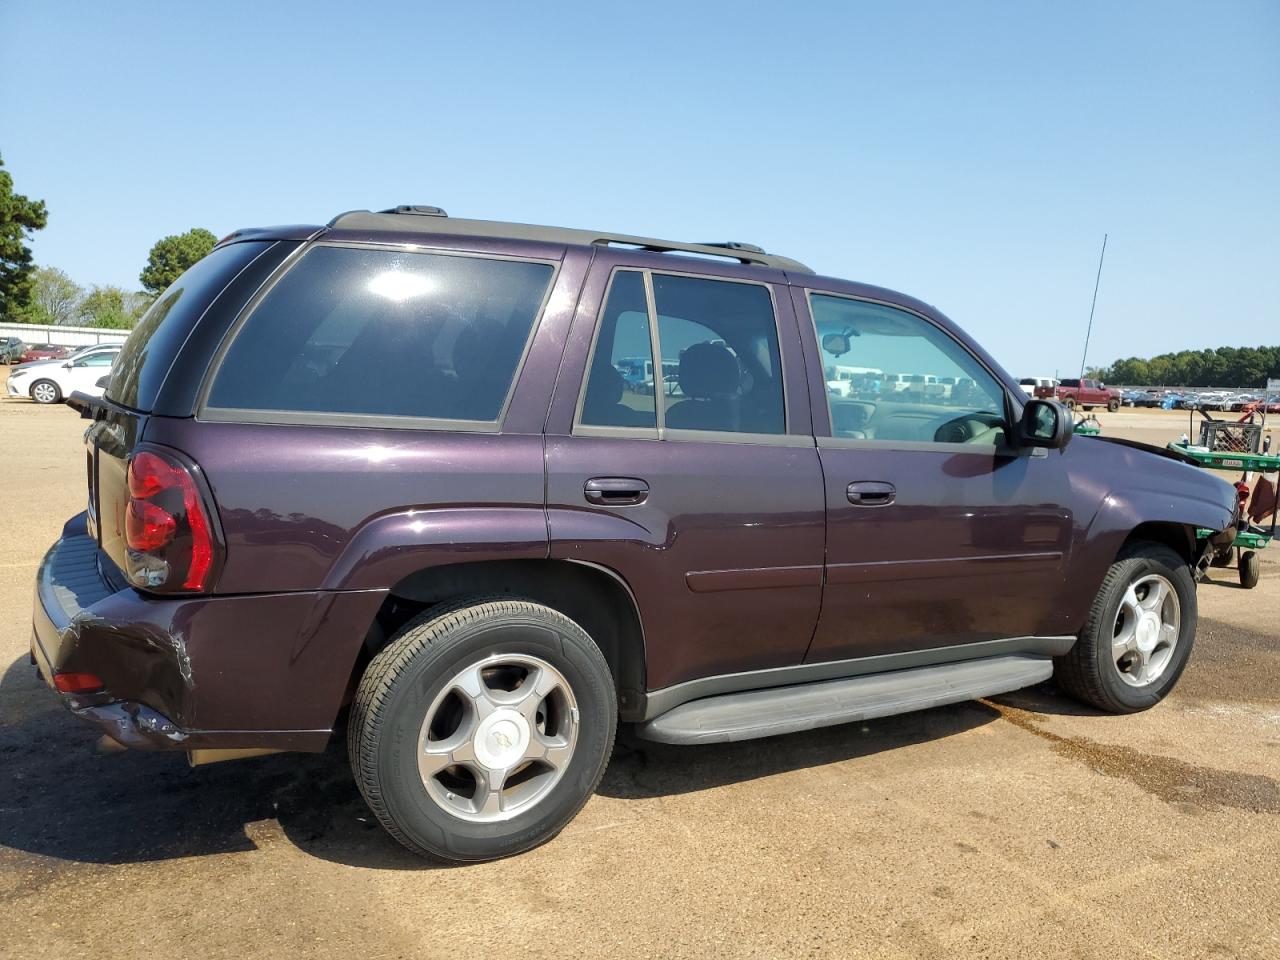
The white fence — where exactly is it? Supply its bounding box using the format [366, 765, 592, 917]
[0, 321, 129, 348]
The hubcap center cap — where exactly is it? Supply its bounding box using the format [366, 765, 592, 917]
[472, 709, 530, 769]
[1136, 613, 1161, 651]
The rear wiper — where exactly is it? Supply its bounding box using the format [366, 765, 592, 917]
[66, 390, 106, 420]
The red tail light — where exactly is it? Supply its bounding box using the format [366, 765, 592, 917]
[125, 447, 220, 592]
[125, 498, 176, 551]
[54, 672, 104, 694]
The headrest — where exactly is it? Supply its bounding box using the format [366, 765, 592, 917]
[589, 362, 625, 406]
[452, 319, 501, 382]
[678, 342, 739, 399]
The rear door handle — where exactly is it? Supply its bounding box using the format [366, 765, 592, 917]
[847, 480, 896, 506]
[585, 477, 649, 506]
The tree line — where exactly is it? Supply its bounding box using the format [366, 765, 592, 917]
[1092, 347, 1280, 388]
[0, 152, 215, 329]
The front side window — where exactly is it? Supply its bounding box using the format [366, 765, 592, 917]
[810, 294, 1007, 445]
[76, 352, 116, 367]
[206, 246, 554, 422]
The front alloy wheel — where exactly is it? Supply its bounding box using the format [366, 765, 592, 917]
[1055, 541, 1196, 713]
[1110, 573, 1180, 687]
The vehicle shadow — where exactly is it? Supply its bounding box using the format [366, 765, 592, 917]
[598, 699, 999, 800]
[0, 652, 1002, 871]
[0, 652, 425, 871]
[984, 680, 1109, 717]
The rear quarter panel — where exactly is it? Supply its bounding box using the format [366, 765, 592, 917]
[140, 421, 550, 594]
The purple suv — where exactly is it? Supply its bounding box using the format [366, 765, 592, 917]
[31, 206, 1238, 861]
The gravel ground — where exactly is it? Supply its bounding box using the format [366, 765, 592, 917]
[1, 380, 1277, 960]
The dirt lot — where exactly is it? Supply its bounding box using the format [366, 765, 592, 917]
[1, 377, 1277, 959]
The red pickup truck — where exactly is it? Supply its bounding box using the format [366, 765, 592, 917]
[1035, 378, 1121, 411]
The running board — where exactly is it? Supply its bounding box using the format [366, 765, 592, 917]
[635, 655, 1052, 745]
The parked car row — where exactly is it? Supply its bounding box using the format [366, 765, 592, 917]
[1017, 377, 1275, 413]
[1, 338, 75, 364]
[827, 368, 983, 405]
[1119, 389, 1276, 411]
[4, 342, 120, 404]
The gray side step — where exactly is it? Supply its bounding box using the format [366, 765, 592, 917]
[636, 655, 1052, 745]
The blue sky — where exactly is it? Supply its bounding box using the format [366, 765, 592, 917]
[2, 1, 1276, 376]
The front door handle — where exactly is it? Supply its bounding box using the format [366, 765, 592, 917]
[847, 480, 896, 506]
[585, 477, 649, 506]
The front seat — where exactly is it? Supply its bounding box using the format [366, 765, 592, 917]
[665, 342, 741, 432]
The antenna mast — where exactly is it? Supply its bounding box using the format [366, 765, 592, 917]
[1078, 234, 1108, 380]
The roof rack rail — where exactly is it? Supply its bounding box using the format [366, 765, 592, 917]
[323, 208, 814, 273]
[699, 241, 766, 255]
[591, 238, 793, 269]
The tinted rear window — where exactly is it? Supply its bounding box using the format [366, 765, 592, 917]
[205, 245, 554, 424]
[107, 241, 270, 410]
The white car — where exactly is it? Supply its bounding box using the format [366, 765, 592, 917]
[6, 344, 120, 405]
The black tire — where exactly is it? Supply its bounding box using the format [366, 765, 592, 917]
[30, 379, 62, 404]
[1210, 548, 1234, 569]
[349, 598, 617, 862]
[1239, 551, 1260, 589]
[1054, 541, 1197, 713]
[1064, 398, 1076, 411]
[1107, 398, 1120, 412]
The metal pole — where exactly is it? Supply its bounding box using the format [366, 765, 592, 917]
[1078, 233, 1108, 380]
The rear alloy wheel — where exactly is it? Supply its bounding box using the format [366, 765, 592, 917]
[349, 599, 616, 862]
[416, 653, 579, 822]
[1055, 541, 1196, 712]
[30, 379, 61, 404]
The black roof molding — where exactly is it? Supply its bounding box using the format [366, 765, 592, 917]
[325, 208, 813, 273]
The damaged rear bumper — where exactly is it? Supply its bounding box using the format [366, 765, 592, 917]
[31, 513, 374, 754]
[30, 523, 193, 750]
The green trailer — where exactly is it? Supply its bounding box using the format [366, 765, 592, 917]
[1074, 414, 1101, 436]
[1170, 441, 1277, 588]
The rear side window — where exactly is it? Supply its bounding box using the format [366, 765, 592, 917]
[579, 271, 657, 429]
[206, 246, 554, 424]
[108, 241, 270, 410]
[576, 270, 785, 437]
[654, 274, 784, 435]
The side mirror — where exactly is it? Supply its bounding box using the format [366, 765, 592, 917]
[62, 361, 74, 369]
[1018, 399, 1073, 450]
